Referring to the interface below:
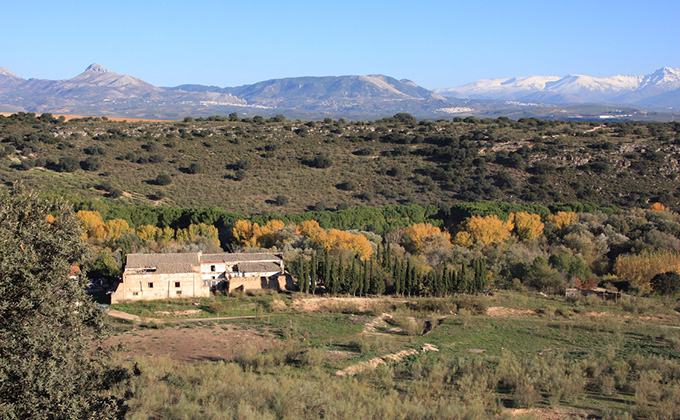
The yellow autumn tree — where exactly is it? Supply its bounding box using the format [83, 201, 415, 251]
[614, 251, 680, 293]
[177, 223, 220, 247]
[76, 210, 107, 240]
[136, 225, 160, 244]
[452, 231, 473, 247]
[296, 220, 325, 242]
[649, 202, 666, 212]
[511, 212, 544, 241]
[547, 211, 578, 230]
[232, 219, 286, 248]
[156, 226, 176, 243]
[402, 223, 452, 254]
[454, 215, 514, 246]
[105, 219, 131, 241]
[232, 220, 256, 247]
[235, 218, 373, 259]
[254, 220, 286, 248]
[317, 229, 373, 260]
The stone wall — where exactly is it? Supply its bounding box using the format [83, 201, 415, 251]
[110, 272, 210, 303]
[228, 275, 287, 293]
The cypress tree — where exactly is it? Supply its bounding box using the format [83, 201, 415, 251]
[298, 258, 309, 293]
[460, 264, 468, 293]
[405, 259, 413, 296]
[372, 263, 386, 295]
[336, 258, 345, 294]
[323, 251, 331, 289]
[394, 259, 403, 295]
[473, 258, 487, 294]
[327, 257, 337, 295]
[384, 241, 392, 272]
[310, 253, 317, 294]
[364, 259, 371, 295]
[349, 257, 359, 296]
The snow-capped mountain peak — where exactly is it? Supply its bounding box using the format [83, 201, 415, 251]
[437, 67, 680, 106]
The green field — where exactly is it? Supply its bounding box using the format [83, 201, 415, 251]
[109, 291, 680, 419]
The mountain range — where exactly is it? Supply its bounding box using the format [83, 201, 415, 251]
[435, 67, 680, 107]
[0, 64, 679, 120]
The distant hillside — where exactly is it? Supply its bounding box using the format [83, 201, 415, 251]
[436, 67, 680, 107]
[1, 112, 679, 215]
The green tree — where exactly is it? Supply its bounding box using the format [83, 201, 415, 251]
[650, 271, 680, 296]
[0, 190, 129, 419]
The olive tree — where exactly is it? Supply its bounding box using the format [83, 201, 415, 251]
[0, 190, 129, 419]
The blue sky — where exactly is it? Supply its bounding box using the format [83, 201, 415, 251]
[2, 0, 678, 89]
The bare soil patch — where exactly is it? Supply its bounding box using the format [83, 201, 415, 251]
[290, 296, 384, 312]
[486, 306, 536, 317]
[508, 407, 592, 419]
[107, 324, 275, 363]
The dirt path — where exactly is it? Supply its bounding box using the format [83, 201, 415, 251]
[107, 308, 256, 324]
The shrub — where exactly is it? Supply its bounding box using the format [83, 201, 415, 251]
[80, 156, 100, 171]
[19, 159, 35, 170]
[235, 159, 252, 170]
[155, 174, 172, 186]
[188, 162, 203, 174]
[299, 347, 324, 367]
[234, 169, 247, 181]
[309, 154, 332, 168]
[273, 195, 289, 206]
[108, 189, 123, 199]
[83, 145, 105, 155]
[337, 180, 358, 191]
[207, 300, 225, 314]
[57, 156, 79, 172]
[390, 315, 424, 336]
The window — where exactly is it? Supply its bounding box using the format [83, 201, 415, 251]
[175, 282, 180, 288]
[147, 282, 153, 288]
[132, 292, 139, 296]
[176, 291, 182, 295]
[210, 265, 216, 272]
